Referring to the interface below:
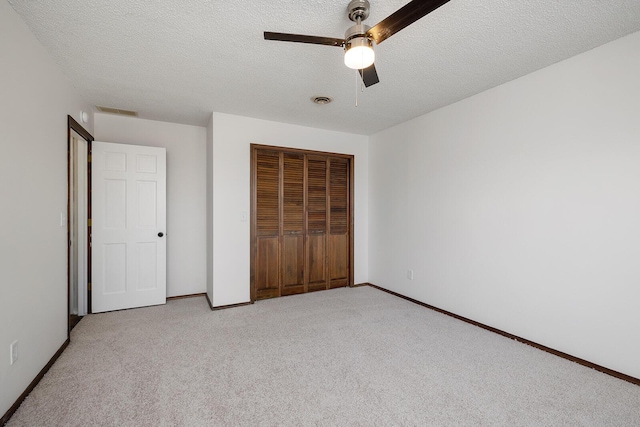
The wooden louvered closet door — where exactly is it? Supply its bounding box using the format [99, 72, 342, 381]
[306, 156, 328, 293]
[329, 157, 350, 289]
[281, 153, 305, 296]
[254, 150, 280, 300]
[251, 146, 353, 301]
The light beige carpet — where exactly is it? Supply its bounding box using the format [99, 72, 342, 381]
[7, 286, 640, 426]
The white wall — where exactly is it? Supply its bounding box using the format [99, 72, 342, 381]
[94, 114, 207, 297]
[0, 0, 94, 417]
[209, 113, 369, 306]
[369, 31, 640, 379]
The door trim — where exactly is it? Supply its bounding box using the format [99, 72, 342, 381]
[67, 115, 94, 339]
[250, 144, 355, 302]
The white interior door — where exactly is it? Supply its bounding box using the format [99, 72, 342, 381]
[92, 141, 167, 313]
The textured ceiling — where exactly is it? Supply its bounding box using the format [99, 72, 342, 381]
[7, 0, 640, 135]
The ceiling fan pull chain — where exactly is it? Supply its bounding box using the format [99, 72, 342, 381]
[355, 69, 359, 107]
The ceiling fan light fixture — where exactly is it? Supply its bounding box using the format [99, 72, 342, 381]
[344, 37, 375, 70]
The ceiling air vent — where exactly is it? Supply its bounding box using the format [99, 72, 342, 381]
[96, 106, 138, 117]
[311, 96, 333, 105]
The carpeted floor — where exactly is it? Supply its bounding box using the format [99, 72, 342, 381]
[6, 286, 640, 426]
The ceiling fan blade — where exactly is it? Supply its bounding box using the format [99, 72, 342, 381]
[367, 0, 451, 45]
[264, 32, 345, 47]
[358, 63, 380, 87]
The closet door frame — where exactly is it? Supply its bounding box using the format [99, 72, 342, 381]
[250, 144, 354, 302]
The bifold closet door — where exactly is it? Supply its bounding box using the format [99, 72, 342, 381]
[254, 149, 280, 300]
[329, 157, 349, 289]
[281, 153, 305, 296]
[252, 146, 352, 301]
[306, 156, 328, 292]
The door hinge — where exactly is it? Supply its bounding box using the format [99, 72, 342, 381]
[87, 282, 92, 291]
[87, 218, 92, 227]
[88, 154, 92, 163]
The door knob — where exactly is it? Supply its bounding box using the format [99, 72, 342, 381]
[158, 232, 164, 237]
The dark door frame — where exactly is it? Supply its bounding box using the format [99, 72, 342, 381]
[67, 115, 94, 338]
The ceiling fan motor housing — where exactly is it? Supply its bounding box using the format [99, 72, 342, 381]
[348, 0, 370, 22]
[345, 22, 371, 42]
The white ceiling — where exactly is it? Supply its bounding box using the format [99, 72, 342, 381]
[7, 0, 640, 135]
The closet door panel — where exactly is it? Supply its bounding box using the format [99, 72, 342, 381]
[256, 237, 280, 299]
[307, 235, 326, 291]
[329, 158, 349, 289]
[255, 150, 280, 237]
[281, 153, 305, 295]
[281, 235, 304, 295]
[255, 150, 281, 299]
[329, 158, 349, 235]
[306, 157, 328, 291]
[329, 234, 348, 288]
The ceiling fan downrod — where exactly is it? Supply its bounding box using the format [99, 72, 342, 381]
[345, 0, 372, 42]
[347, 0, 371, 22]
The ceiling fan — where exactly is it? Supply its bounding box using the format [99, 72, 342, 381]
[264, 0, 451, 87]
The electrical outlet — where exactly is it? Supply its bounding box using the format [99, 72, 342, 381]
[10, 340, 18, 365]
[407, 269, 414, 280]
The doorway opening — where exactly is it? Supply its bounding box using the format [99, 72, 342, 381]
[67, 116, 94, 336]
